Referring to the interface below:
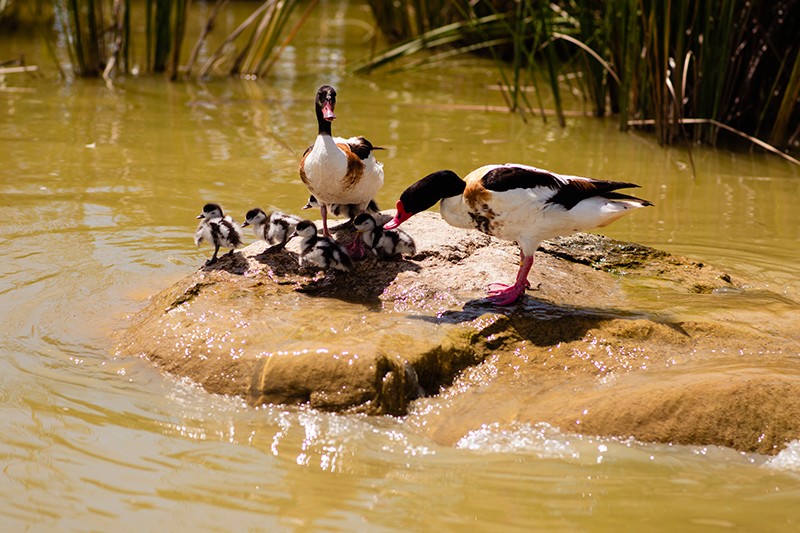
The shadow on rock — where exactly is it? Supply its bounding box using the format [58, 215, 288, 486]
[293, 256, 420, 307]
[198, 251, 249, 275]
[246, 235, 421, 307]
[423, 296, 690, 348]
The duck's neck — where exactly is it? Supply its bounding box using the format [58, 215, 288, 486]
[440, 196, 474, 229]
[316, 105, 332, 136]
[401, 170, 469, 227]
[300, 234, 317, 253]
[359, 228, 374, 247]
[368, 226, 382, 246]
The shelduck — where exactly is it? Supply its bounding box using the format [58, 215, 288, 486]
[194, 203, 244, 266]
[242, 208, 302, 249]
[384, 164, 653, 305]
[299, 85, 384, 257]
[292, 220, 353, 272]
[353, 213, 416, 259]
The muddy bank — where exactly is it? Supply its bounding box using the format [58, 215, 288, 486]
[118, 212, 800, 454]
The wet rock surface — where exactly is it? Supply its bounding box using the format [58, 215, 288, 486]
[118, 212, 800, 454]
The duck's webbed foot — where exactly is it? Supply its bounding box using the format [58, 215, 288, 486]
[486, 254, 535, 305]
[345, 237, 367, 260]
[486, 282, 527, 305]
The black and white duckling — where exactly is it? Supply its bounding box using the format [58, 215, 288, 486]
[385, 164, 653, 305]
[299, 85, 384, 257]
[194, 203, 244, 266]
[353, 213, 416, 259]
[292, 219, 353, 272]
[302, 194, 381, 222]
[242, 207, 302, 249]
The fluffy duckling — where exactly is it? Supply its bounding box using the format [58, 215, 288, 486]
[292, 220, 353, 272]
[385, 164, 652, 305]
[353, 213, 416, 259]
[242, 208, 302, 249]
[194, 203, 244, 265]
[299, 85, 384, 257]
[302, 194, 381, 222]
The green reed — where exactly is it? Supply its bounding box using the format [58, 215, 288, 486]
[365, 0, 461, 43]
[144, 0, 187, 77]
[52, 0, 104, 76]
[359, 0, 799, 153]
[9, 0, 797, 153]
[41, 0, 310, 80]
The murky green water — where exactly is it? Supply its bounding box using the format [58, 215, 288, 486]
[2, 1, 800, 530]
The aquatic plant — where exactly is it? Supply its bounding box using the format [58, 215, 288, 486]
[0, 0, 18, 24]
[359, 0, 800, 153]
[197, 0, 317, 79]
[144, 0, 186, 78]
[366, 0, 458, 43]
[43, 0, 311, 80]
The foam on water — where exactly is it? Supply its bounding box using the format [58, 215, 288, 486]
[765, 440, 800, 472]
[456, 421, 581, 458]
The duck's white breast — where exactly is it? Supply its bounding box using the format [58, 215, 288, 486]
[303, 136, 348, 189]
[303, 135, 384, 205]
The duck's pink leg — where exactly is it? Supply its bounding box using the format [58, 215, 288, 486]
[320, 204, 330, 238]
[487, 254, 534, 305]
[345, 237, 367, 259]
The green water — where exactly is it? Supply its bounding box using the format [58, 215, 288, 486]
[2, 1, 800, 530]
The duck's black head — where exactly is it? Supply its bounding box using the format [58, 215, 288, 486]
[246, 207, 264, 219]
[198, 203, 224, 220]
[353, 213, 377, 232]
[293, 219, 318, 238]
[242, 207, 265, 227]
[385, 170, 465, 229]
[315, 85, 337, 133]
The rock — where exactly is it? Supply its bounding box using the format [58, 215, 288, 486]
[118, 212, 800, 454]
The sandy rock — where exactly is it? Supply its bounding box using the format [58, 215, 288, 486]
[118, 212, 800, 453]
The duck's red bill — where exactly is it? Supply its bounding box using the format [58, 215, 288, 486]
[383, 201, 412, 229]
[322, 102, 336, 121]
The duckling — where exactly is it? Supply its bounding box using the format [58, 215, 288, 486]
[194, 203, 244, 265]
[353, 213, 416, 259]
[302, 194, 381, 222]
[242, 208, 302, 250]
[292, 219, 353, 272]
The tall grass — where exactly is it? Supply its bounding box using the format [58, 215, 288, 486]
[8, 0, 797, 154]
[209, 0, 316, 79]
[144, 0, 187, 77]
[53, 0, 106, 76]
[43, 0, 310, 80]
[366, 0, 457, 44]
[359, 0, 799, 153]
[354, 2, 569, 124]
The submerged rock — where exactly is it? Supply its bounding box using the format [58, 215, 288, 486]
[118, 212, 800, 454]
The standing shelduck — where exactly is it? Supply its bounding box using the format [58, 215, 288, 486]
[242, 208, 302, 250]
[292, 220, 353, 272]
[299, 85, 384, 257]
[384, 164, 653, 305]
[194, 203, 244, 266]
